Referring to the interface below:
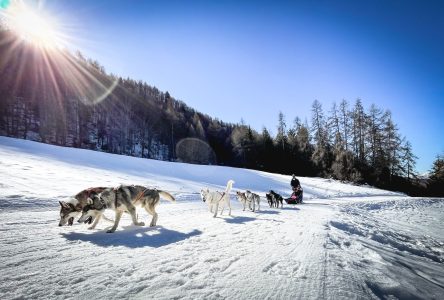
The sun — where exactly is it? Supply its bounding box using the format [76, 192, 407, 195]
[2, 1, 63, 49]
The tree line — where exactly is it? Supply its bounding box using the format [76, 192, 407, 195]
[0, 28, 442, 196]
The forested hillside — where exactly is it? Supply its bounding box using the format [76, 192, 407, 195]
[0, 27, 439, 195]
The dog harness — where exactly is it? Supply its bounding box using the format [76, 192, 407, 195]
[133, 188, 148, 205]
[216, 192, 226, 203]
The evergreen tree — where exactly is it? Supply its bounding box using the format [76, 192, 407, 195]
[338, 99, 350, 152]
[295, 121, 314, 176]
[402, 140, 417, 180]
[328, 102, 342, 148]
[366, 104, 384, 166]
[383, 111, 403, 182]
[311, 100, 332, 175]
[352, 99, 366, 163]
[430, 155, 444, 181]
[258, 127, 275, 171]
[311, 100, 327, 147]
[428, 154, 444, 196]
[276, 111, 287, 151]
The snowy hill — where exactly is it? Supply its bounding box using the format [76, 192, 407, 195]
[0, 136, 443, 299]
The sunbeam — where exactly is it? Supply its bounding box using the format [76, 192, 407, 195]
[1, 0, 63, 49]
[0, 0, 118, 111]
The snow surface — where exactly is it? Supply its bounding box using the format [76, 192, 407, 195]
[0, 136, 443, 300]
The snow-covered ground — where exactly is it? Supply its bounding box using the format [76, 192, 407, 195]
[0, 136, 443, 299]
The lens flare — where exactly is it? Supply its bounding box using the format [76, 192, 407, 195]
[1, 0, 64, 49]
[0, 0, 11, 10]
[0, 0, 118, 109]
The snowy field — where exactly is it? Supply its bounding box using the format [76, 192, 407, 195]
[0, 136, 443, 300]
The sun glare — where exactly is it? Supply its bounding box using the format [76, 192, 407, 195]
[3, 1, 63, 49]
[0, 0, 118, 106]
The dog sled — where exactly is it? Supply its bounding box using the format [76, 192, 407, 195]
[285, 187, 303, 205]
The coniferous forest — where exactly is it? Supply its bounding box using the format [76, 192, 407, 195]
[0, 28, 442, 196]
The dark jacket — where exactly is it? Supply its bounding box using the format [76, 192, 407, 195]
[291, 177, 300, 188]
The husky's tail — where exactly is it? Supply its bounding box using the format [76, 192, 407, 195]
[159, 191, 176, 203]
[225, 180, 235, 193]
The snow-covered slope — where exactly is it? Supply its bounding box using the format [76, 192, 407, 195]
[0, 136, 443, 299]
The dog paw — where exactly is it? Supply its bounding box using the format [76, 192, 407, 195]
[106, 229, 116, 233]
[136, 222, 145, 226]
[88, 226, 95, 230]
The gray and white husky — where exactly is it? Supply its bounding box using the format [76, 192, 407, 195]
[246, 190, 260, 212]
[236, 190, 260, 212]
[77, 185, 175, 233]
[236, 191, 252, 211]
[58, 187, 113, 227]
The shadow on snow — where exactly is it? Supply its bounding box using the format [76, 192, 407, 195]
[223, 216, 257, 224]
[61, 226, 202, 248]
[254, 209, 281, 215]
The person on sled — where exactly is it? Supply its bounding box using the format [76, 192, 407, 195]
[287, 174, 303, 204]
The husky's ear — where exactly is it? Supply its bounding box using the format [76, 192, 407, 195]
[59, 201, 69, 208]
[86, 198, 93, 205]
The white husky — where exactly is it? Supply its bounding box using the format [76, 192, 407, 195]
[200, 180, 234, 217]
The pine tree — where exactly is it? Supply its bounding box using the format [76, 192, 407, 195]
[311, 100, 327, 147]
[428, 154, 444, 196]
[295, 121, 314, 176]
[287, 117, 300, 158]
[352, 99, 366, 163]
[328, 102, 342, 149]
[329, 102, 354, 180]
[311, 100, 332, 174]
[430, 154, 444, 181]
[366, 104, 384, 166]
[258, 127, 275, 171]
[276, 111, 287, 151]
[338, 99, 350, 152]
[402, 140, 417, 180]
[383, 111, 403, 182]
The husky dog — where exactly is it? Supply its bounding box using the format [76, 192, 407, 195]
[236, 191, 252, 211]
[201, 189, 217, 213]
[266, 192, 274, 208]
[269, 190, 284, 208]
[201, 180, 234, 217]
[245, 190, 260, 212]
[78, 185, 175, 233]
[201, 189, 228, 217]
[58, 187, 111, 227]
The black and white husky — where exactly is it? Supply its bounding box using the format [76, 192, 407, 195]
[200, 180, 234, 217]
[269, 190, 283, 208]
[266, 192, 274, 208]
[77, 185, 175, 233]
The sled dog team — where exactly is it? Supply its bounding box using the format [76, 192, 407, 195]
[58, 180, 289, 233]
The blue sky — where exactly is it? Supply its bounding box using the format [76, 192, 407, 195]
[41, 0, 443, 173]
